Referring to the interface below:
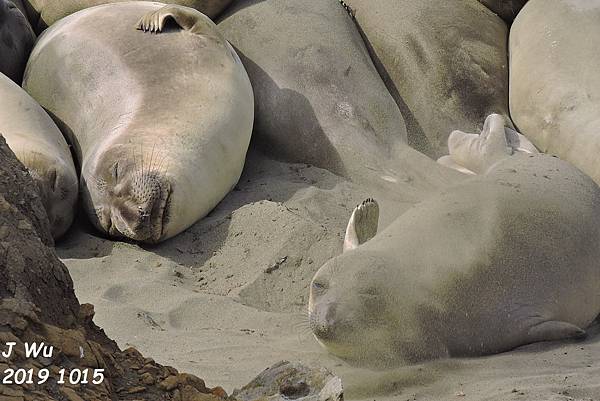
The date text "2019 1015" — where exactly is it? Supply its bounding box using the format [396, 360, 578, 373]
[1, 342, 105, 385]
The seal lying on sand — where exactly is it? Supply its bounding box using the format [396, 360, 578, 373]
[341, 0, 510, 158]
[218, 0, 463, 195]
[309, 114, 600, 367]
[0, 0, 35, 83]
[0, 73, 78, 239]
[20, 0, 234, 33]
[218, 0, 407, 179]
[510, 0, 600, 186]
[24, 2, 254, 243]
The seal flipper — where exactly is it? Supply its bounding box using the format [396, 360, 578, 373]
[343, 198, 379, 252]
[447, 114, 512, 174]
[136, 5, 214, 35]
[527, 321, 587, 343]
[437, 155, 476, 176]
[439, 114, 541, 176]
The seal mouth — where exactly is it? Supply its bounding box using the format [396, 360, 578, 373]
[107, 175, 171, 243]
[158, 185, 172, 240]
[308, 307, 339, 342]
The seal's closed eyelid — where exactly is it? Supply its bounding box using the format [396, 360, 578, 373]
[48, 168, 58, 192]
[312, 280, 328, 292]
[111, 161, 119, 181]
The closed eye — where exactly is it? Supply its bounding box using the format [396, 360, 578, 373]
[312, 281, 328, 293]
[111, 162, 120, 182]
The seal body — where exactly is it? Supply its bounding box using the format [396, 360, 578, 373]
[310, 117, 600, 367]
[0, 0, 35, 83]
[21, 0, 234, 33]
[0, 73, 78, 239]
[219, 0, 409, 182]
[342, 0, 510, 158]
[510, 0, 600, 186]
[24, 2, 254, 243]
[218, 0, 465, 198]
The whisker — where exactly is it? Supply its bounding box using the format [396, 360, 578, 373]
[140, 142, 145, 176]
[290, 312, 316, 343]
[130, 145, 138, 172]
[148, 143, 156, 174]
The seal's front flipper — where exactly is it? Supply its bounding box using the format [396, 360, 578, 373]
[527, 321, 587, 343]
[136, 5, 214, 35]
[343, 198, 379, 252]
[447, 114, 513, 174]
[437, 155, 476, 176]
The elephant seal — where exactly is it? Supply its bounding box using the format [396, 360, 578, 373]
[341, 0, 511, 158]
[24, 2, 254, 243]
[477, 0, 528, 22]
[218, 0, 462, 193]
[0, 0, 35, 83]
[21, 0, 234, 33]
[309, 114, 600, 367]
[510, 0, 600, 186]
[0, 73, 78, 239]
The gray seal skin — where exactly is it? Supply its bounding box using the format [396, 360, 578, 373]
[309, 115, 600, 367]
[478, 0, 528, 22]
[218, 0, 411, 183]
[510, 0, 600, 186]
[342, 0, 511, 159]
[23, 2, 254, 243]
[0, 0, 35, 83]
[20, 0, 234, 33]
[0, 73, 78, 239]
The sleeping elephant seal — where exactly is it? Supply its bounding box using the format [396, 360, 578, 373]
[477, 0, 528, 22]
[218, 0, 462, 192]
[20, 0, 234, 33]
[0, 0, 35, 83]
[341, 0, 510, 158]
[0, 73, 78, 239]
[309, 114, 600, 367]
[510, 0, 600, 186]
[218, 0, 407, 180]
[24, 2, 254, 243]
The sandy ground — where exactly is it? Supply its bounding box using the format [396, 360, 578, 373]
[57, 150, 600, 401]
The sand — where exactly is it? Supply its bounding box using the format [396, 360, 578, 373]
[57, 149, 600, 401]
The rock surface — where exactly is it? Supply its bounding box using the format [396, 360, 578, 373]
[233, 361, 343, 401]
